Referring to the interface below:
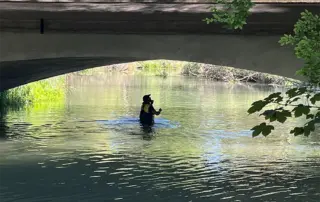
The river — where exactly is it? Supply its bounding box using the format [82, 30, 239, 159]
[0, 74, 319, 201]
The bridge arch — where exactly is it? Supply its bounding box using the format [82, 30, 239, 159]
[0, 32, 303, 91]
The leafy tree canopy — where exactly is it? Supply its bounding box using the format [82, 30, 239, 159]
[205, 1, 320, 137]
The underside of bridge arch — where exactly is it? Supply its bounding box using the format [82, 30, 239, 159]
[0, 57, 141, 91]
[0, 32, 304, 91]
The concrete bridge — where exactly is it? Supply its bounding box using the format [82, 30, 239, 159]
[0, 1, 319, 91]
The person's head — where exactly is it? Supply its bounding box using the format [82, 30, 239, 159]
[143, 94, 153, 104]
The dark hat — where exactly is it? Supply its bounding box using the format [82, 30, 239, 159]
[143, 94, 151, 102]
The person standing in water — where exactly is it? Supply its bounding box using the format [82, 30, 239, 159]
[139, 94, 162, 125]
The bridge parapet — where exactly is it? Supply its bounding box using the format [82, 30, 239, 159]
[0, 0, 319, 3]
[0, 2, 319, 34]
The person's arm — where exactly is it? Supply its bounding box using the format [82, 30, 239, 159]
[150, 105, 162, 115]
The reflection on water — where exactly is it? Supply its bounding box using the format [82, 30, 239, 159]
[0, 74, 319, 201]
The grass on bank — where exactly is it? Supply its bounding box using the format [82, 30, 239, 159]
[0, 76, 66, 110]
[135, 60, 186, 78]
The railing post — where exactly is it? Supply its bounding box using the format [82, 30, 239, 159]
[40, 18, 44, 34]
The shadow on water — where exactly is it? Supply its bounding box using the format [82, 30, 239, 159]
[0, 108, 10, 140]
[0, 106, 48, 140]
[0, 119, 8, 139]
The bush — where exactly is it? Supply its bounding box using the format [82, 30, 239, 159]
[0, 76, 66, 110]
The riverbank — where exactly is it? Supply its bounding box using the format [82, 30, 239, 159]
[77, 60, 297, 86]
[0, 75, 66, 113]
[0, 60, 298, 110]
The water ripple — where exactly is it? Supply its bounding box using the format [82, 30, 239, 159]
[1, 77, 320, 201]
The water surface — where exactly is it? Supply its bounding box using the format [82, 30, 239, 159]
[0, 74, 319, 201]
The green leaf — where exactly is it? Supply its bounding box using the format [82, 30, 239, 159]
[286, 87, 308, 98]
[269, 114, 277, 122]
[290, 127, 304, 136]
[298, 87, 308, 94]
[292, 105, 311, 117]
[262, 109, 291, 124]
[275, 97, 284, 103]
[304, 129, 311, 136]
[262, 125, 275, 137]
[251, 122, 275, 137]
[203, 0, 253, 29]
[286, 88, 298, 98]
[304, 121, 316, 136]
[265, 110, 292, 123]
[264, 92, 282, 102]
[260, 110, 275, 118]
[310, 93, 320, 104]
[281, 110, 292, 118]
[251, 125, 262, 137]
[306, 114, 314, 119]
[288, 97, 301, 104]
[247, 100, 268, 114]
[276, 112, 287, 123]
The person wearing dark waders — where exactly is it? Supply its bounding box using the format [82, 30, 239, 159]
[139, 94, 162, 126]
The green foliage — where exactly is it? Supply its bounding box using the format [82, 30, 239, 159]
[248, 87, 320, 137]
[0, 76, 66, 111]
[203, 3, 320, 137]
[246, 10, 320, 137]
[138, 60, 183, 78]
[251, 122, 275, 137]
[247, 100, 269, 114]
[27, 76, 66, 102]
[279, 10, 320, 85]
[203, 0, 254, 30]
[0, 86, 31, 109]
